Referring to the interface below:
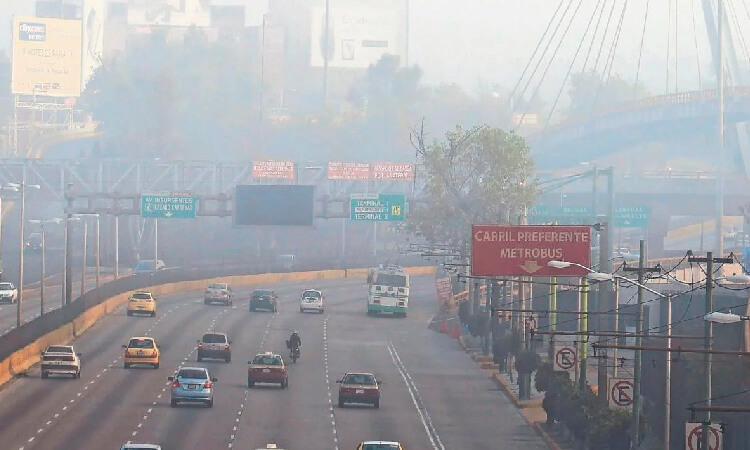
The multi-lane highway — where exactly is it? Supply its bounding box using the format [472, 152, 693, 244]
[0, 276, 547, 450]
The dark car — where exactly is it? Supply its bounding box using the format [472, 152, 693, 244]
[250, 289, 278, 312]
[337, 372, 381, 408]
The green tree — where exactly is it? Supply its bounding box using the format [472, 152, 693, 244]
[567, 71, 649, 118]
[409, 123, 536, 252]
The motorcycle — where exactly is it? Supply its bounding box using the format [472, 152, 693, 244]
[286, 340, 300, 363]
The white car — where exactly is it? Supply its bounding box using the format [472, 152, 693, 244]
[204, 283, 233, 305]
[120, 445, 161, 450]
[0, 282, 18, 304]
[41, 345, 82, 379]
[299, 289, 324, 313]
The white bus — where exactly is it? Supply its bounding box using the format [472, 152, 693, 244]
[367, 265, 410, 317]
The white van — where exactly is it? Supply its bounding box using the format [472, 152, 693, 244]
[299, 289, 324, 313]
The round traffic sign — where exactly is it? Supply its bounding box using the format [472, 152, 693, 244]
[687, 424, 721, 450]
[610, 380, 634, 407]
[555, 346, 577, 370]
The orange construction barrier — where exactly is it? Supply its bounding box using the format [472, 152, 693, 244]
[439, 319, 448, 333]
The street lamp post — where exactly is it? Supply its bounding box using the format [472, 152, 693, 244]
[72, 214, 100, 296]
[5, 180, 40, 328]
[28, 218, 61, 317]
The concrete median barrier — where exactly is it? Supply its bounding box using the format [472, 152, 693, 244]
[0, 265, 435, 389]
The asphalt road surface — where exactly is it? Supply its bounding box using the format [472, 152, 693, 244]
[0, 277, 547, 450]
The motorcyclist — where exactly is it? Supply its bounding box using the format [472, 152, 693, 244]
[288, 331, 302, 350]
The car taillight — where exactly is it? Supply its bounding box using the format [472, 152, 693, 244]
[198, 343, 203, 348]
[172, 380, 180, 388]
[204, 381, 212, 389]
[224, 345, 230, 350]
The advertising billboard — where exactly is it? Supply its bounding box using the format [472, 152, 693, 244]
[234, 185, 314, 226]
[252, 161, 296, 180]
[471, 225, 591, 277]
[127, 0, 211, 28]
[11, 17, 83, 97]
[327, 162, 371, 180]
[371, 162, 414, 180]
[82, 0, 105, 89]
[310, 5, 404, 68]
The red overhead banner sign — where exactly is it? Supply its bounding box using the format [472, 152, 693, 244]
[327, 162, 371, 180]
[371, 162, 414, 180]
[471, 225, 591, 277]
[253, 161, 295, 179]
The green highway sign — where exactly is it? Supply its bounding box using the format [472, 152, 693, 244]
[141, 192, 197, 219]
[614, 205, 650, 228]
[350, 193, 405, 222]
[529, 205, 592, 225]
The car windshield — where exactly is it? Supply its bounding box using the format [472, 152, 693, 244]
[202, 334, 227, 343]
[134, 261, 155, 270]
[46, 346, 73, 353]
[375, 274, 407, 288]
[208, 283, 227, 289]
[0, 283, 13, 290]
[362, 445, 400, 450]
[128, 339, 154, 349]
[253, 355, 281, 365]
[177, 369, 207, 380]
[302, 290, 320, 298]
[344, 374, 376, 385]
[131, 293, 152, 299]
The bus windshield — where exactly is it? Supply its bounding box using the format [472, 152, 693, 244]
[375, 274, 407, 287]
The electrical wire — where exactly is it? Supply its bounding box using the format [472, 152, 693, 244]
[689, 388, 750, 406]
[544, 0, 604, 127]
[506, 1, 567, 111]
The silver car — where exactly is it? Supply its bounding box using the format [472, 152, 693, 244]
[168, 367, 216, 408]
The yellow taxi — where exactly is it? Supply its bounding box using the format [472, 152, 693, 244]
[127, 291, 156, 317]
[123, 336, 160, 369]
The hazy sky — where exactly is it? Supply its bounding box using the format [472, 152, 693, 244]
[0, 0, 738, 97]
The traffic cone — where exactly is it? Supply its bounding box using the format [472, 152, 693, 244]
[450, 322, 461, 339]
[439, 319, 448, 333]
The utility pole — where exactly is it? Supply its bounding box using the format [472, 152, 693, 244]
[626, 240, 660, 449]
[579, 277, 589, 390]
[65, 183, 74, 305]
[716, 0, 726, 258]
[80, 220, 87, 298]
[322, 0, 331, 109]
[687, 251, 733, 450]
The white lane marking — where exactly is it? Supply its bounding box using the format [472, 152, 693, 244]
[388, 342, 445, 450]
[322, 317, 340, 450]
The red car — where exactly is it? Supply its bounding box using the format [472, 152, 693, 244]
[247, 352, 288, 388]
[337, 372, 380, 408]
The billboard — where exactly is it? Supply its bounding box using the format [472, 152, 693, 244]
[253, 161, 296, 180]
[328, 162, 370, 180]
[310, 6, 404, 68]
[11, 17, 83, 97]
[127, 0, 211, 27]
[371, 162, 414, 180]
[471, 225, 591, 277]
[234, 185, 314, 226]
[82, 0, 105, 89]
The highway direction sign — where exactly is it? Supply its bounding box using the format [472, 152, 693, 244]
[554, 345, 577, 372]
[614, 205, 650, 228]
[350, 194, 405, 222]
[529, 205, 592, 225]
[608, 378, 634, 410]
[141, 192, 197, 219]
[685, 423, 722, 450]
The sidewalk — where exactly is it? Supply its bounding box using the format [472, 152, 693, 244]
[454, 332, 576, 450]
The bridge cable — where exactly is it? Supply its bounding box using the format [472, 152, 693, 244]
[691, 0, 703, 89]
[544, 0, 606, 128]
[675, 0, 679, 92]
[590, 0, 619, 75]
[505, 1, 567, 111]
[666, 0, 672, 94]
[514, 0, 584, 131]
[633, 0, 650, 96]
[741, 0, 750, 68]
[592, 0, 629, 113]
[727, 0, 750, 72]
[578, 0, 609, 74]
